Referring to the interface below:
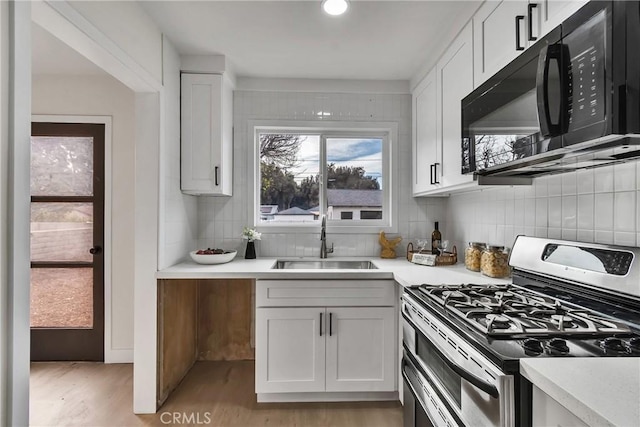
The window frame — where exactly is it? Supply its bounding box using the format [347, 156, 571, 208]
[248, 120, 398, 234]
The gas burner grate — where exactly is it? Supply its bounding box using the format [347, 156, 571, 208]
[417, 283, 632, 337]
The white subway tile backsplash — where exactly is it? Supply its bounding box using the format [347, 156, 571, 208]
[614, 191, 636, 232]
[535, 198, 548, 227]
[594, 166, 615, 193]
[562, 173, 577, 195]
[577, 194, 594, 230]
[446, 161, 639, 252]
[577, 229, 594, 243]
[561, 228, 577, 241]
[576, 169, 594, 194]
[561, 195, 577, 229]
[614, 162, 636, 192]
[548, 197, 562, 228]
[614, 232, 636, 247]
[547, 175, 562, 197]
[594, 193, 614, 231]
[595, 230, 614, 244]
[548, 228, 562, 239]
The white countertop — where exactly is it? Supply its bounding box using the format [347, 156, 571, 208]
[521, 358, 640, 427]
[156, 256, 511, 286]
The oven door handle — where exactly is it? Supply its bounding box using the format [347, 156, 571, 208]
[402, 312, 500, 399]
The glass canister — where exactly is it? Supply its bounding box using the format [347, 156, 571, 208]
[464, 242, 486, 272]
[480, 245, 510, 278]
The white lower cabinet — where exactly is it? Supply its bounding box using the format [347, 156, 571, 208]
[255, 307, 325, 393]
[255, 279, 397, 399]
[325, 307, 395, 392]
[532, 385, 588, 427]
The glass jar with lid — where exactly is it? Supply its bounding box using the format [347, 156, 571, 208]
[464, 242, 486, 272]
[480, 245, 510, 278]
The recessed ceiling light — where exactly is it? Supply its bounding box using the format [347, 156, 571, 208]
[322, 0, 349, 16]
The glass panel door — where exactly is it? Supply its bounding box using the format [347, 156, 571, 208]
[30, 122, 105, 361]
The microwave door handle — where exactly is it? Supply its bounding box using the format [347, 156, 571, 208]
[401, 312, 500, 399]
[536, 44, 563, 137]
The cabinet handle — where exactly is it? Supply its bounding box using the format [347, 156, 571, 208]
[515, 15, 525, 51]
[429, 163, 435, 185]
[329, 312, 333, 336]
[214, 166, 219, 186]
[528, 4, 538, 41]
[320, 312, 323, 336]
[433, 163, 440, 184]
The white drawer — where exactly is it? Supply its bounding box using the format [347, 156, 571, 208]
[256, 280, 396, 307]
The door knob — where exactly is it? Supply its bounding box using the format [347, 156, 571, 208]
[89, 246, 102, 255]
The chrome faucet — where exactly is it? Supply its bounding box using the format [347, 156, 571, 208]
[320, 215, 334, 258]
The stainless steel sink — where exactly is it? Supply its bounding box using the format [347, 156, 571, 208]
[273, 260, 377, 270]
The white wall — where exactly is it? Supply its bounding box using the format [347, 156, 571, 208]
[446, 161, 640, 256]
[159, 36, 197, 269]
[198, 90, 446, 257]
[32, 74, 136, 357]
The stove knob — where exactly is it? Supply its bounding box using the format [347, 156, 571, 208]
[523, 338, 543, 354]
[629, 337, 640, 350]
[547, 338, 570, 353]
[600, 337, 628, 352]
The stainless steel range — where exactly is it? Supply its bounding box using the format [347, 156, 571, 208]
[401, 236, 640, 427]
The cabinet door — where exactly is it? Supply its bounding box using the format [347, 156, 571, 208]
[540, 0, 588, 36]
[474, 0, 528, 87]
[412, 68, 440, 195]
[325, 307, 395, 392]
[181, 73, 232, 196]
[255, 307, 325, 393]
[532, 385, 589, 427]
[438, 22, 474, 189]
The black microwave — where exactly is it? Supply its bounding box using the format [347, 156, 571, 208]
[462, 1, 640, 177]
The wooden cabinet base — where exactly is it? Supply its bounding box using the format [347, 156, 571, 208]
[157, 278, 254, 407]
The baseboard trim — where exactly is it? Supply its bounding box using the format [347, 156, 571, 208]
[105, 348, 133, 364]
[257, 391, 398, 403]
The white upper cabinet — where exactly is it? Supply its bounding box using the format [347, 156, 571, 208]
[437, 22, 474, 189]
[540, 0, 589, 36]
[412, 68, 439, 195]
[474, 0, 589, 87]
[412, 21, 474, 196]
[180, 73, 233, 196]
[474, 0, 531, 87]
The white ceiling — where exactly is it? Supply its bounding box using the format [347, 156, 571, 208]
[141, 0, 479, 81]
[31, 1, 479, 82]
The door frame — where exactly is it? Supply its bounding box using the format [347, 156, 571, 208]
[32, 115, 114, 361]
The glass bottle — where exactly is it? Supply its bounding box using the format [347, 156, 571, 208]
[431, 222, 442, 255]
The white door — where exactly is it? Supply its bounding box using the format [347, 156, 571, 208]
[413, 68, 439, 195]
[325, 307, 395, 392]
[473, 0, 528, 87]
[255, 307, 326, 393]
[438, 22, 475, 188]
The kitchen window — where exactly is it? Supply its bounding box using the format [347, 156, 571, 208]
[249, 121, 397, 233]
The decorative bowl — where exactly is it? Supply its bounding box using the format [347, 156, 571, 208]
[189, 250, 237, 265]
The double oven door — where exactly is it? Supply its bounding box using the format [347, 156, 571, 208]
[401, 294, 516, 427]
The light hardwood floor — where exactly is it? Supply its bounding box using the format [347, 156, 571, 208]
[30, 361, 403, 427]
